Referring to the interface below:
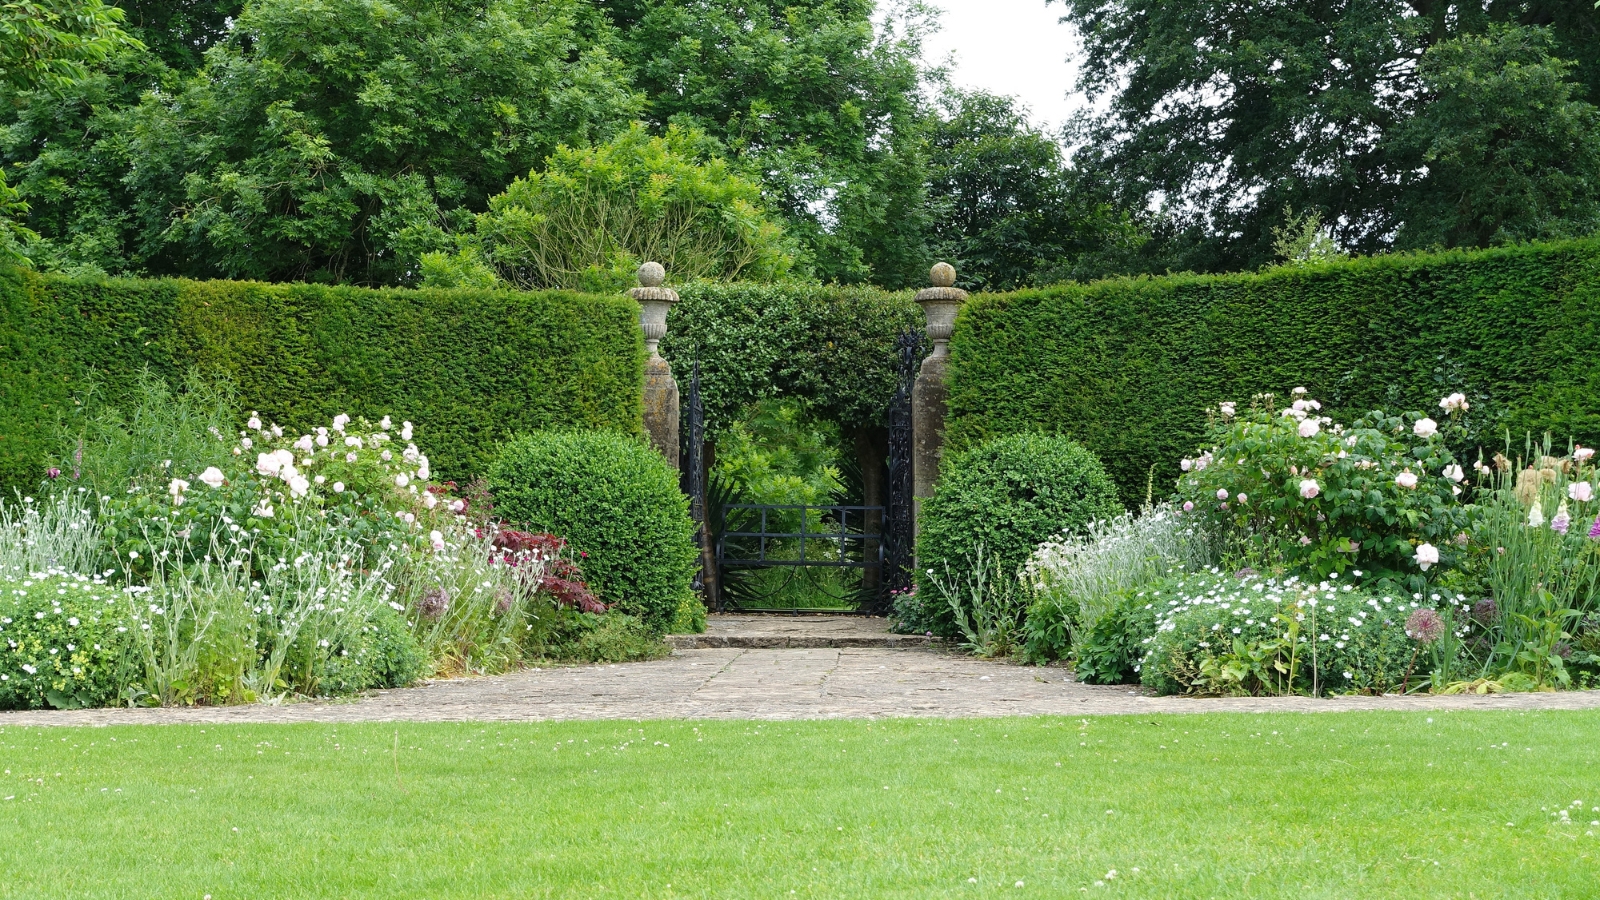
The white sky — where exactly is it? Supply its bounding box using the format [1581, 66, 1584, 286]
[912, 0, 1090, 132]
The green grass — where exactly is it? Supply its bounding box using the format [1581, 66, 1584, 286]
[3, 711, 1598, 898]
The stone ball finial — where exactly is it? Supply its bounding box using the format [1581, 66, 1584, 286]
[929, 262, 957, 288]
[638, 261, 666, 288]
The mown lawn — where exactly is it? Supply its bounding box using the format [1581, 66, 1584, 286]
[2, 710, 1597, 898]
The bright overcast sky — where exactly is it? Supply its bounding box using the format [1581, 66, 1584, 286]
[912, 0, 1089, 132]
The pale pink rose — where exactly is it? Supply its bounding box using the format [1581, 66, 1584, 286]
[1395, 471, 1419, 489]
[332, 413, 350, 432]
[1181, 459, 1193, 472]
[332, 482, 345, 493]
[1299, 479, 1320, 499]
[256, 452, 283, 477]
[400, 421, 413, 441]
[1413, 418, 1438, 438]
[1236, 493, 1248, 505]
[395, 473, 410, 488]
[423, 492, 438, 509]
[198, 466, 225, 489]
[240, 436, 253, 450]
[1442, 464, 1464, 483]
[294, 435, 315, 453]
[1575, 447, 1595, 463]
[247, 413, 262, 431]
[1292, 387, 1307, 395]
[344, 436, 363, 449]
[167, 478, 189, 497]
[1298, 419, 1320, 438]
[1219, 402, 1236, 419]
[430, 530, 446, 551]
[449, 499, 466, 513]
[1182, 501, 1194, 512]
[346, 452, 359, 463]
[288, 475, 310, 498]
[1216, 489, 1229, 501]
[1415, 542, 1439, 571]
[1570, 481, 1594, 502]
[380, 415, 393, 431]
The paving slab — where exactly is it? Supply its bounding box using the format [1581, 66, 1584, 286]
[667, 614, 937, 649]
[4, 646, 1600, 727]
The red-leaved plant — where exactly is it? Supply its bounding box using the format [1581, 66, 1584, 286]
[489, 528, 605, 614]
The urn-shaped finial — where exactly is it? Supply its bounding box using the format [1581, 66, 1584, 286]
[627, 261, 679, 358]
[914, 261, 967, 358]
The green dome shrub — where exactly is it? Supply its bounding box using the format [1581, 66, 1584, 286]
[914, 433, 1121, 636]
[488, 430, 699, 633]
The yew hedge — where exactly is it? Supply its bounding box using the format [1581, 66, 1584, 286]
[945, 238, 1600, 506]
[0, 268, 643, 494]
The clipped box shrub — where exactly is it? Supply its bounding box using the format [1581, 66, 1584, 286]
[488, 430, 699, 633]
[0, 571, 134, 710]
[946, 237, 1600, 506]
[915, 433, 1122, 635]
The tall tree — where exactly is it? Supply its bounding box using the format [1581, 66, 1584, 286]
[113, 0, 243, 72]
[604, 0, 934, 286]
[1054, 0, 1600, 270]
[1, 0, 139, 92]
[923, 88, 1144, 290]
[121, 0, 638, 284]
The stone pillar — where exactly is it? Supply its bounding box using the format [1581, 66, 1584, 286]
[911, 262, 967, 541]
[629, 262, 679, 469]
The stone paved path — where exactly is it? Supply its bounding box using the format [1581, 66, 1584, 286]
[5, 646, 1600, 727]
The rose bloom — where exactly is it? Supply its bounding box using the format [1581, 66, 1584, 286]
[1236, 493, 1248, 505]
[294, 435, 315, 453]
[1570, 481, 1595, 502]
[1413, 418, 1438, 438]
[247, 414, 262, 431]
[1219, 402, 1236, 418]
[1216, 488, 1229, 501]
[1414, 542, 1440, 571]
[288, 475, 311, 498]
[1298, 418, 1320, 438]
[395, 473, 410, 488]
[1182, 501, 1194, 512]
[430, 530, 446, 551]
[332, 413, 350, 432]
[380, 415, 393, 430]
[167, 478, 189, 496]
[1576, 447, 1595, 462]
[199, 466, 226, 488]
[1299, 479, 1320, 499]
[332, 482, 345, 493]
[1442, 464, 1465, 483]
[1395, 471, 1419, 489]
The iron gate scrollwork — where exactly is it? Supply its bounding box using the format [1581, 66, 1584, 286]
[705, 329, 923, 613]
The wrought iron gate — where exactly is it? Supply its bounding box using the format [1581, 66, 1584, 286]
[681, 331, 923, 613]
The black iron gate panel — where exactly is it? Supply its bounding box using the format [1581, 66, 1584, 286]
[716, 504, 885, 612]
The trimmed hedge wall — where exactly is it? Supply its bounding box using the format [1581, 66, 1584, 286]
[946, 237, 1600, 507]
[0, 268, 643, 494]
[661, 282, 922, 433]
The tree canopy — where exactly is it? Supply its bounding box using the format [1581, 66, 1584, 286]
[1055, 0, 1600, 270]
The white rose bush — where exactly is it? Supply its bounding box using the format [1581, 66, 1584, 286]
[1174, 392, 1470, 589]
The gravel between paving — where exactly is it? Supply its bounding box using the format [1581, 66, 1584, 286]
[5, 646, 1600, 727]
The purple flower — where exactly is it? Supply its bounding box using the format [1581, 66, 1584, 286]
[416, 587, 450, 620]
[1471, 598, 1497, 625]
[1588, 515, 1600, 540]
[45, 467, 61, 480]
[1405, 608, 1445, 644]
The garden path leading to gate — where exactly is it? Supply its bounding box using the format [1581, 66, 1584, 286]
[6, 616, 1600, 726]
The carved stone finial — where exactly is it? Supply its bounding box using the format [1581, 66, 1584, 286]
[638, 261, 666, 288]
[628, 262, 678, 359]
[929, 261, 957, 288]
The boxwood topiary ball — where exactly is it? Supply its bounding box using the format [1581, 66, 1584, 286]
[488, 430, 699, 633]
[915, 433, 1122, 636]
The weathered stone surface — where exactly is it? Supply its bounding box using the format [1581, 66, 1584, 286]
[6, 647, 1599, 726]
[911, 355, 950, 539]
[910, 263, 969, 543]
[643, 354, 679, 469]
[667, 615, 938, 649]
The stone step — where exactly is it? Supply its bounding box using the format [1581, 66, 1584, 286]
[667, 614, 942, 650]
